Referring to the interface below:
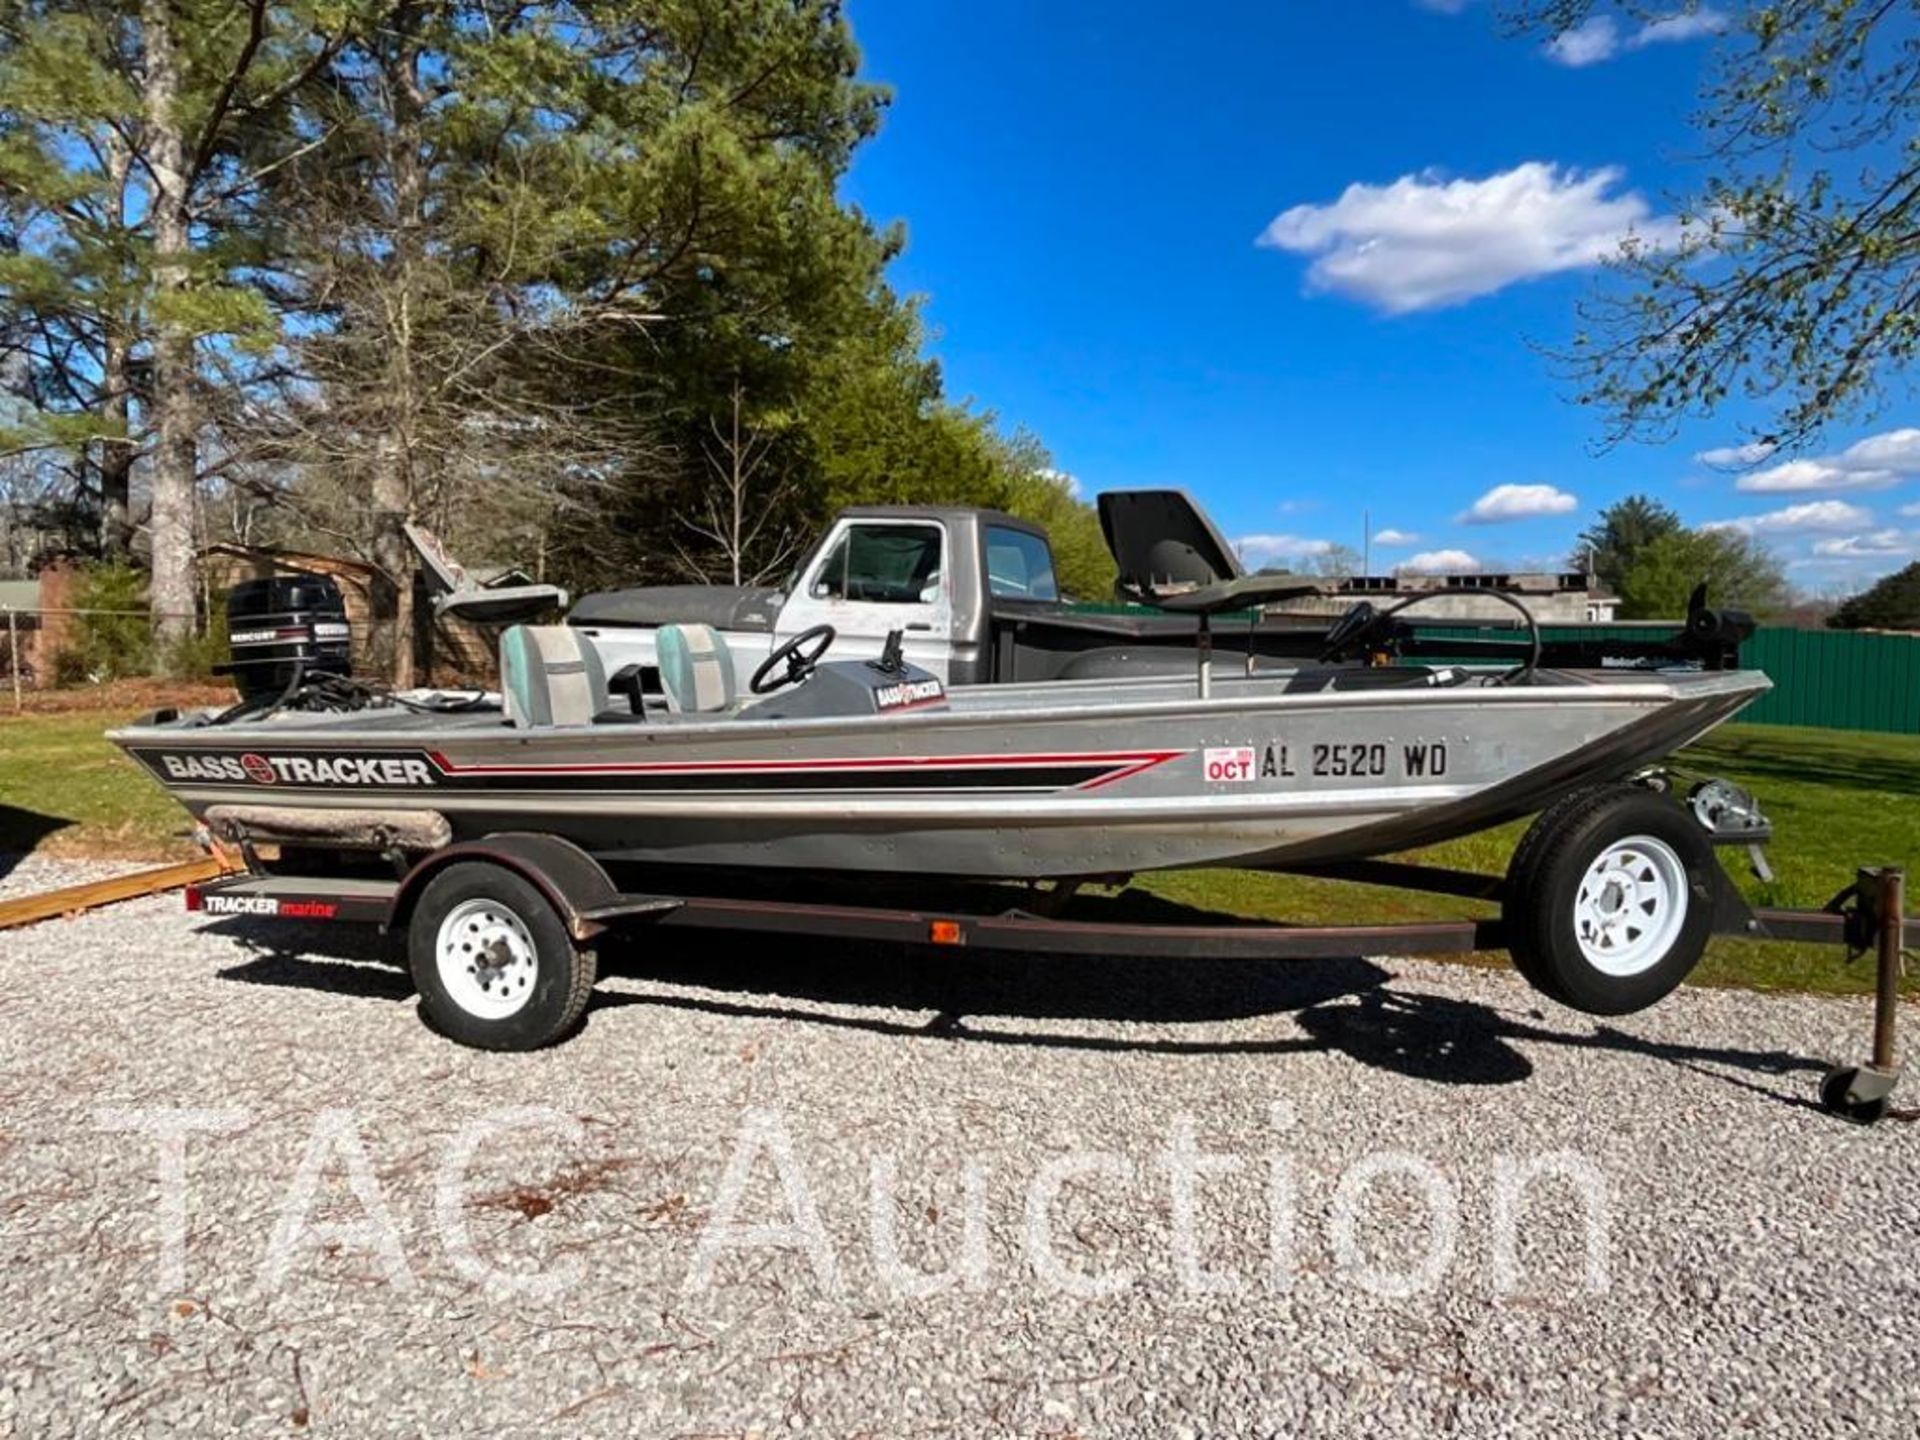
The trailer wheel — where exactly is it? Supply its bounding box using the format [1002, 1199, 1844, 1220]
[1504, 785, 1714, 1016]
[408, 863, 597, 1050]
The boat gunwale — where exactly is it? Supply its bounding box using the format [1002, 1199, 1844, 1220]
[107, 668, 1774, 751]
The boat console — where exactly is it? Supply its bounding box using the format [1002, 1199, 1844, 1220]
[740, 655, 947, 722]
[732, 624, 947, 721]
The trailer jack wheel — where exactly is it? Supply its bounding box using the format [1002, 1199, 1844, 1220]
[1820, 1065, 1897, 1126]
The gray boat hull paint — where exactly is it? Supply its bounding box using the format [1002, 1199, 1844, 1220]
[113, 668, 1769, 879]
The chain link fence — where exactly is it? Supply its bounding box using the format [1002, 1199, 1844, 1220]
[1, 604, 210, 711]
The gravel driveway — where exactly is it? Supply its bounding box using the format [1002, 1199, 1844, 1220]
[1, 853, 1916, 1438]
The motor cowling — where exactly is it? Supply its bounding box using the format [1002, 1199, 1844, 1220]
[220, 572, 352, 705]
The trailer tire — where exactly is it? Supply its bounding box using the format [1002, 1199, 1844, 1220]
[408, 862, 597, 1050]
[1504, 785, 1713, 1016]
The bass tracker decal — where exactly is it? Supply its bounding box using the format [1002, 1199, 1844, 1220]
[144, 749, 438, 787]
[126, 745, 1185, 795]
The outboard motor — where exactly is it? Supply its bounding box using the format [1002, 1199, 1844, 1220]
[220, 572, 352, 705]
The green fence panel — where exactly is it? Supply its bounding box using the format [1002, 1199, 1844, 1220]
[1416, 622, 1920, 735]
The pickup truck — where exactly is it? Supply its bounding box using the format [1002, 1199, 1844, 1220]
[566, 490, 1335, 691]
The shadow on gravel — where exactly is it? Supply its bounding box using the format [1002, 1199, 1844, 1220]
[209, 916, 412, 1000]
[596, 935, 1827, 1108]
[1294, 990, 1825, 1109]
[0, 805, 71, 877]
[200, 919, 1829, 1112]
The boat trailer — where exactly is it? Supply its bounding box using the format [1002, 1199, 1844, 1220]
[184, 831, 1912, 1125]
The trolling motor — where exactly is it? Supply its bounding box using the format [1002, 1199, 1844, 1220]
[1319, 581, 1758, 674]
[1677, 583, 1755, 667]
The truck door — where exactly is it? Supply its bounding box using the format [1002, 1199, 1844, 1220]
[775, 519, 955, 680]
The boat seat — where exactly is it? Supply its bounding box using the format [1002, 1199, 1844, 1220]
[499, 624, 610, 727]
[657, 623, 737, 714]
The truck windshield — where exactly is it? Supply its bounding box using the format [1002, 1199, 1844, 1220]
[985, 526, 1059, 601]
[811, 524, 945, 603]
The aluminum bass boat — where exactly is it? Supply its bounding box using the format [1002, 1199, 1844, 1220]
[112, 612, 1769, 880]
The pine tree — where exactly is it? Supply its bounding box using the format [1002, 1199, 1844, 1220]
[0, 2, 356, 663]
[1829, 563, 1920, 632]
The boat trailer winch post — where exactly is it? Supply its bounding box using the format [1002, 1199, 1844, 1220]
[1812, 866, 1906, 1124]
[1871, 868, 1905, 1081]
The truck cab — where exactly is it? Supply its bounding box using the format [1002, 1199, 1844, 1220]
[571, 507, 1059, 690]
[566, 489, 1348, 698]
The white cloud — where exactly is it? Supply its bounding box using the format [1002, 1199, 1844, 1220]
[1546, 8, 1729, 66]
[1838, 427, 1920, 472]
[1400, 548, 1480, 573]
[1034, 466, 1082, 499]
[1901, 502, 1920, 518]
[1695, 440, 1777, 468]
[1737, 459, 1900, 493]
[1372, 528, 1421, 546]
[1635, 9, 1731, 46]
[1257, 162, 1679, 313]
[1415, 0, 1472, 12]
[1702, 500, 1874, 535]
[1234, 533, 1333, 566]
[1739, 448, 1920, 497]
[1811, 530, 1912, 558]
[1460, 482, 1579, 524]
[1734, 426, 1920, 492]
[1547, 16, 1623, 66]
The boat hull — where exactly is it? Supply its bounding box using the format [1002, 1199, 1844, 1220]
[113, 670, 1769, 879]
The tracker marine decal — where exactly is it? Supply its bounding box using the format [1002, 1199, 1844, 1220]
[196, 893, 340, 919]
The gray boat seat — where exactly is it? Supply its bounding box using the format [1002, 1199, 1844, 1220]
[657, 623, 737, 714]
[499, 624, 609, 727]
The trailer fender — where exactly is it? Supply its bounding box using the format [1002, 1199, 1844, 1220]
[388, 833, 624, 943]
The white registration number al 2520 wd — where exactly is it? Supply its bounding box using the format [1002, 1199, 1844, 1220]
[1202, 740, 1455, 785]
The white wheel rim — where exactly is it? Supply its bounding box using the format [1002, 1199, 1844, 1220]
[1572, 835, 1689, 978]
[436, 898, 540, 1019]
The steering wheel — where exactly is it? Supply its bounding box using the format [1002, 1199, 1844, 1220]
[1318, 601, 1380, 663]
[751, 624, 837, 694]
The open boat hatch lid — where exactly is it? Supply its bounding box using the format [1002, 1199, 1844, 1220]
[1097, 488, 1325, 613]
[1098, 489, 1243, 594]
[404, 523, 569, 623]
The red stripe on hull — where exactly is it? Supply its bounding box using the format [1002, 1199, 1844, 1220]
[428, 748, 1188, 779]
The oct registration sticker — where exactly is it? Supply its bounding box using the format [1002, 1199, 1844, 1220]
[1202, 746, 1257, 783]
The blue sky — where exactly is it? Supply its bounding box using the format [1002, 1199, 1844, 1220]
[838, 0, 1920, 593]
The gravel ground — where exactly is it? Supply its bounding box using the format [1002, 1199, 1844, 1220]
[1, 852, 1916, 1438]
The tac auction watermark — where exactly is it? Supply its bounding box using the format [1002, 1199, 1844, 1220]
[92, 1102, 1612, 1303]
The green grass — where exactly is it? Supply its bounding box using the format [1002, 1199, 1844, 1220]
[3, 699, 1914, 995]
[0, 707, 206, 858]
